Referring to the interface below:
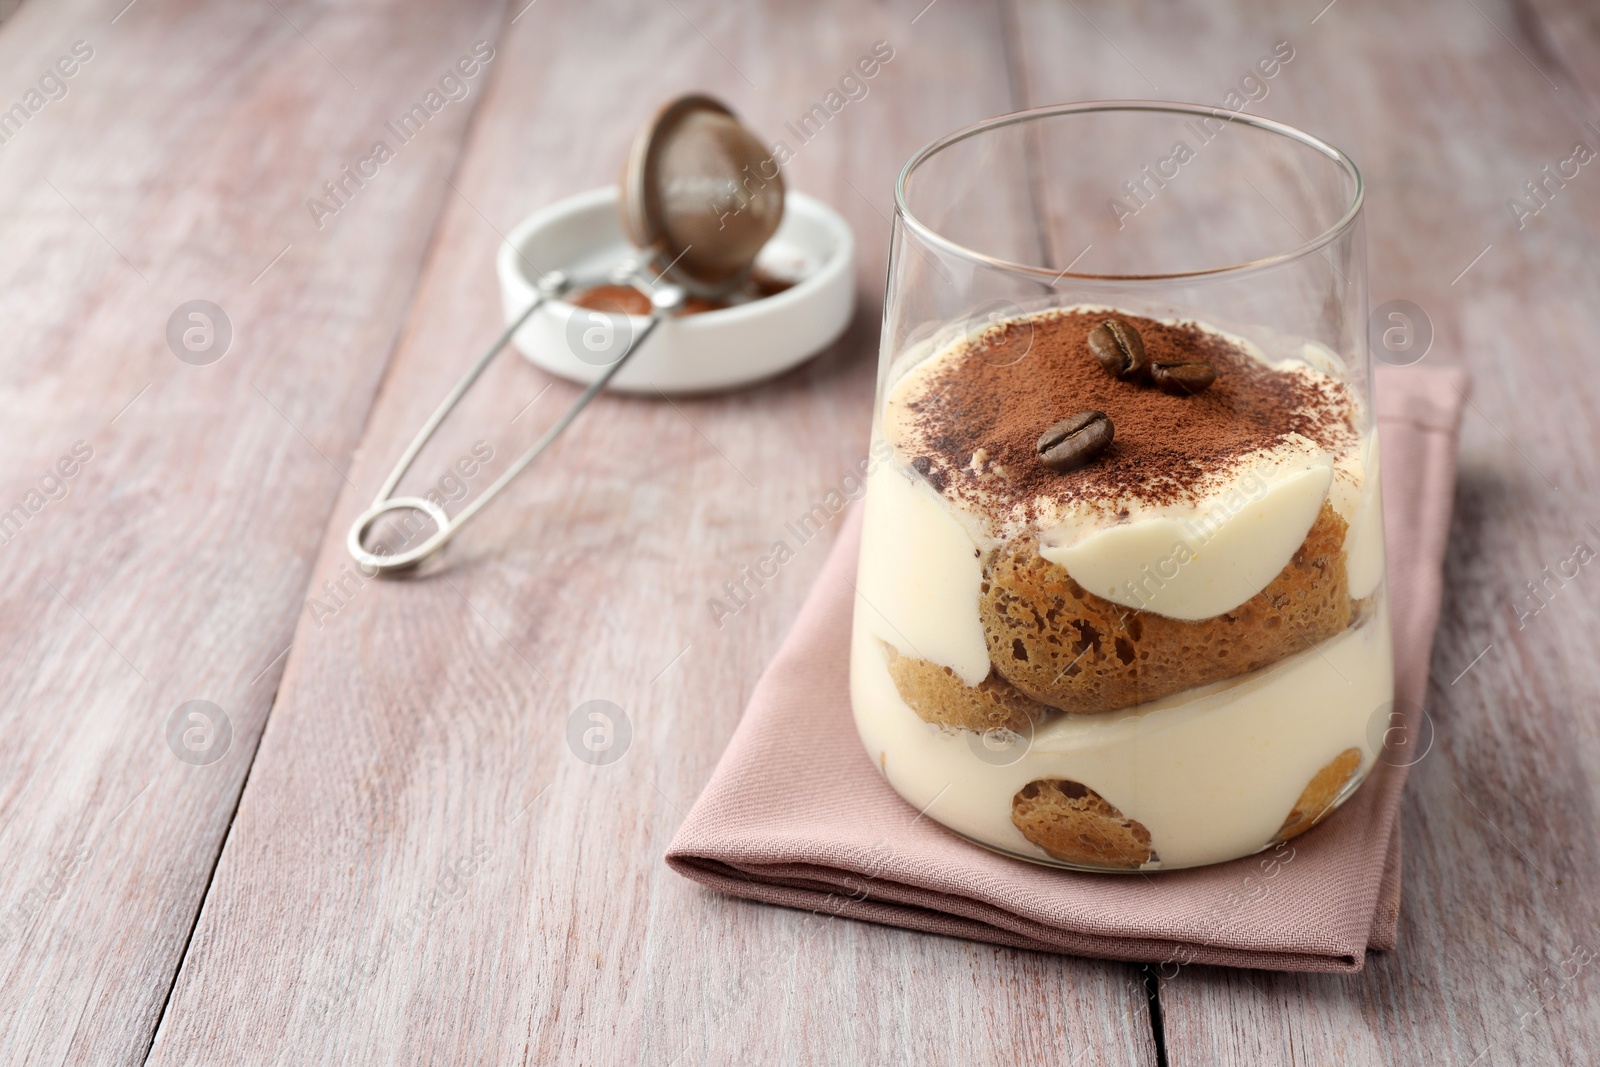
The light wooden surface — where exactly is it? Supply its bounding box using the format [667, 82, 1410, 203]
[0, 0, 505, 1062]
[2, 0, 1597, 1064]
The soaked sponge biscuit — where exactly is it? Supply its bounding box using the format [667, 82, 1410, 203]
[979, 502, 1351, 713]
[1276, 747, 1364, 841]
[881, 641, 1053, 733]
[1010, 778, 1155, 868]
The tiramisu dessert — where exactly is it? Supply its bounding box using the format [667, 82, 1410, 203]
[850, 307, 1393, 870]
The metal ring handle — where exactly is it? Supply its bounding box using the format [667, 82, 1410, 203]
[346, 274, 684, 576]
[347, 496, 453, 574]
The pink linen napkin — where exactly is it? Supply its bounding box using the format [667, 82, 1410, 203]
[667, 366, 1468, 972]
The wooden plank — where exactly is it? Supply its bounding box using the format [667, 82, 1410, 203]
[1006, 0, 1600, 1063]
[1521, 0, 1600, 109]
[144, 0, 1159, 1064]
[0, 0, 503, 1063]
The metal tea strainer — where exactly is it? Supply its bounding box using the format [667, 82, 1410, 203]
[347, 94, 785, 575]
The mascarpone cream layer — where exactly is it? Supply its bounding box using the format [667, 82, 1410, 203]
[880, 312, 1386, 625]
[850, 590, 1394, 869]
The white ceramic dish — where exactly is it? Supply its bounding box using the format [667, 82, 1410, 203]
[496, 186, 855, 394]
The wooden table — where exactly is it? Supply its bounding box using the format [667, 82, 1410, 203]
[2, 0, 1597, 1063]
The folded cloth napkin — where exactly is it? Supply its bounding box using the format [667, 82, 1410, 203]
[668, 366, 1468, 972]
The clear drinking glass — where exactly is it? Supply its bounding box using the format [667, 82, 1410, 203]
[850, 102, 1392, 871]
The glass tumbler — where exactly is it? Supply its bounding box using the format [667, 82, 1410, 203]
[850, 102, 1392, 871]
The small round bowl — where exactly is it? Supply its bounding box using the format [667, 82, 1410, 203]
[496, 186, 855, 394]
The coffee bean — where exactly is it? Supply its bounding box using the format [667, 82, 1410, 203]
[1087, 319, 1148, 381]
[1150, 360, 1217, 396]
[1037, 412, 1114, 472]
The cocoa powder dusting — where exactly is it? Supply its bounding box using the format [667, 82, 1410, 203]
[568, 284, 727, 316]
[900, 309, 1356, 520]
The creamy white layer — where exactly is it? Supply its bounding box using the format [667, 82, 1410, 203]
[851, 591, 1394, 869]
[856, 437, 1384, 683]
[881, 312, 1385, 623]
[1040, 447, 1333, 621]
[856, 457, 993, 686]
[856, 457, 992, 686]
